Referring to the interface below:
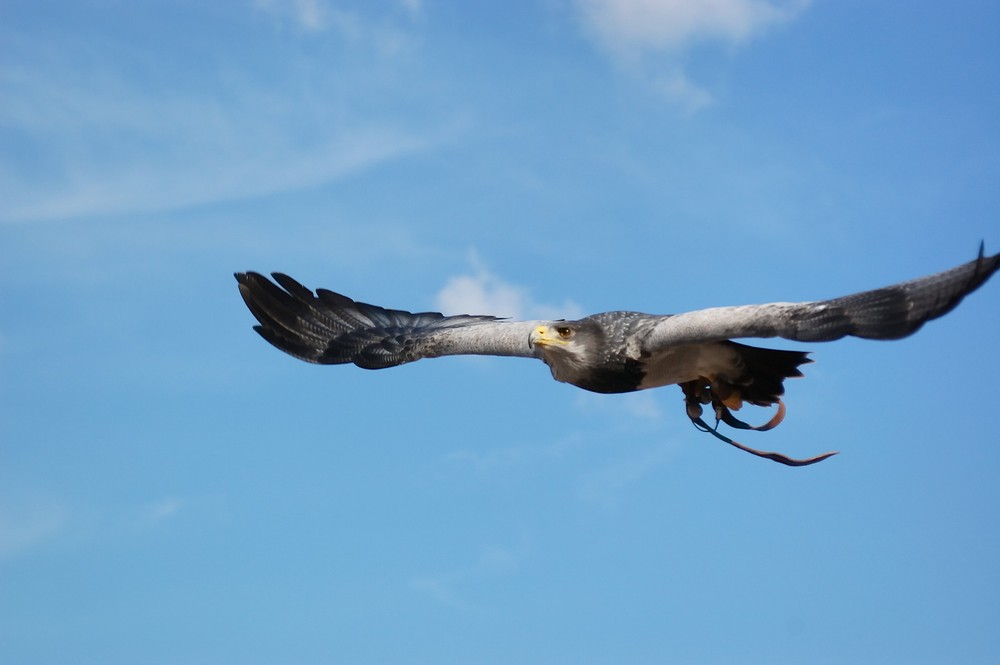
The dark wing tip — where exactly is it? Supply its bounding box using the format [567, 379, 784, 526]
[971, 242, 1000, 288]
[236, 271, 335, 364]
[235, 271, 263, 285]
[235, 271, 464, 369]
[793, 244, 1000, 342]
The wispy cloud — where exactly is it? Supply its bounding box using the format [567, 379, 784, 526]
[0, 497, 66, 560]
[254, 0, 335, 32]
[575, 390, 665, 422]
[435, 251, 582, 319]
[576, 442, 674, 507]
[137, 496, 184, 527]
[0, 493, 210, 561]
[2, 128, 425, 224]
[255, 0, 424, 31]
[410, 542, 524, 610]
[400, 0, 423, 18]
[573, 0, 810, 109]
[577, 0, 807, 53]
[0, 4, 432, 224]
[442, 432, 585, 476]
[253, 0, 421, 54]
[652, 67, 715, 113]
[0, 61, 428, 223]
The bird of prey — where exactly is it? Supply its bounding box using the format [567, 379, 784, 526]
[236, 247, 999, 467]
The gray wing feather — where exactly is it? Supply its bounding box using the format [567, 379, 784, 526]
[236, 272, 542, 369]
[642, 247, 1000, 350]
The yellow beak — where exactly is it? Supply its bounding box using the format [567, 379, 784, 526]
[529, 325, 567, 348]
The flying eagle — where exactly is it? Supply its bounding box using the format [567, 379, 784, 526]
[236, 247, 999, 467]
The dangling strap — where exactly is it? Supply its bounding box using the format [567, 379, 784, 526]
[691, 416, 838, 467]
[717, 399, 786, 431]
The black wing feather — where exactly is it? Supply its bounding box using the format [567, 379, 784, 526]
[236, 271, 509, 369]
[786, 245, 999, 342]
[643, 246, 1000, 348]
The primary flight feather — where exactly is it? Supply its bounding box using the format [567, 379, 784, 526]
[236, 247, 999, 466]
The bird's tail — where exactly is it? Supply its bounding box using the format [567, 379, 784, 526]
[680, 343, 835, 466]
[725, 341, 812, 407]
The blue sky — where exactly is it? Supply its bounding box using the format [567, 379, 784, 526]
[2, 1, 999, 663]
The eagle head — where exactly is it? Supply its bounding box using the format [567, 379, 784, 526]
[528, 321, 620, 390]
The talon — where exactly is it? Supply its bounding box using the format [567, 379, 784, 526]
[681, 380, 708, 421]
[721, 391, 743, 410]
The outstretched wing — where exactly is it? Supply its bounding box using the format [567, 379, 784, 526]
[236, 272, 542, 369]
[642, 246, 1000, 350]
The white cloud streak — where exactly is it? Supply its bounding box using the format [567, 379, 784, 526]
[653, 68, 715, 113]
[400, 0, 423, 17]
[254, 0, 333, 32]
[435, 252, 582, 320]
[255, 0, 423, 32]
[0, 62, 428, 223]
[0, 5, 431, 223]
[575, 390, 665, 421]
[443, 433, 585, 476]
[253, 0, 421, 55]
[0, 498, 66, 560]
[577, 0, 806, 53]
[574, 0, 810, 109]
[410, 543, 522, 610]
[138, 496, 184, 526]
[576, 443, 673, 506]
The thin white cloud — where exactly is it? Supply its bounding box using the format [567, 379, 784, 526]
[296, 0, 329, 31]
[138, 497, 184, 526]
[436, 273, 526, 318]
[0, 64, 428, 223]
[435, 251, 582, 320]
[0, 498, 66, 560]
[253, 0, 421, 55]
[574, 0, 810, 109]
[443, 432, 585, 476]
[410, 543, 523, 610]
[253, 0, 350, 33]
[654, 67, 715, 113]
[578, 0, 806, 53]
[409, 576, 470, 609]
[575, 390, 664, 421]
[400, 0, 422, 17]
[1, 124, 424, 224]
[254, 0, 423, 32]
[576, 443, 673, 506]
[0, 5, 432, 224]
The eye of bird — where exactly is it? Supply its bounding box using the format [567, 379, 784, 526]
[555, 326, 573, 339]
